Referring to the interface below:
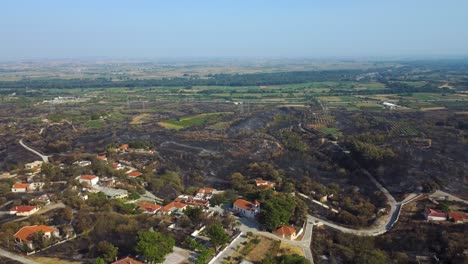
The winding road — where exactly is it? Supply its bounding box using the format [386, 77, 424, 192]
[19, 139, 50, 163]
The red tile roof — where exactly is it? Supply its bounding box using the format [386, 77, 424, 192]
[128, 171, 142, 177]
[80, 175, 98, 180]
[96, 155, 107, 160]
[233, 199, 258, 211]
[162, 201, 187, 212]
[10, 205, 37, 213]
[197, 187, 213, 194]
[112, 257, 143, 264]
[425, 208, 446, 218]
[119, 144, 129, 150]
[12, 183, 30, 189]
[273, 225, 296, 237]
[448, 212, 468, 222]
[138, 203, 162, 212]
[14, 225, 57, 242]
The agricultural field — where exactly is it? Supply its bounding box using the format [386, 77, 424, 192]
[158, 112, 233, 130]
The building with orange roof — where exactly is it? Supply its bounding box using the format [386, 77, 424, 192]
[424, 208, 447, 221]
[161, 201, 187, 215]
[119, 144, 129, 151]
[233, 199, 260, 218]
[195, 187, 215, 200]
[79, 175, 99, 186]
[127, 171, 143, 178]
[448, 212, 468, 223]
[96, 155, 107, 161]
[138, 202, 162, 214]
[9, 205, 39, 216]
[255, 179, 275, 189]
[11, 183, 30, 193]
[273, 225, 297, 240]
[112, 256, 143, 264]
[14, 225, 59, 249]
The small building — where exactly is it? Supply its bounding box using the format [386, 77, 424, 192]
[96, 155, 107, 162]
[79, 175, 99, 186]
[113, 163, 124, 170]
[9, 205, 39, 216]
[175, 195, 210, 207]
[11, 183, 30, 193]
[112, 256, 143, 264]
[255, 179, 275, 189]
[273, 225, 297, 240]
[100, 177, 115, 187]
[127, 171, 142, 178]
[448, 212, 468, 223]
[138, 203, 162, 214]
[28, 182, 45, 191]
[73, 160, 91, 167]
[14, 225, 59, 250]
[233, 199, 260, 218]
[118, 144, 129, 152]
[97, 187, 128, 199]
[424, 208, 446, 221]
[24, 161, 43, 170]
[195, 187, 214, 200]
[161, 201, 187, 215]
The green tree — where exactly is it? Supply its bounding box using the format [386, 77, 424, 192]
[97, 240, 118, 262]
[135, 230, 175, 263]
[206, 223, 229, 251]
[94, 257, 105, 264]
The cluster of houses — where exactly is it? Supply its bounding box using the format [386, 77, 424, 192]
[77, 175, 129, 199]
[424, 208, 468, 223]
[137, 187, 215, 215]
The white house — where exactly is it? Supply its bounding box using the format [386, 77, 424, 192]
[11, 183, 30, 193]
[233, 199, 260, 218]
[78, 175, 99, 186]
[9, 206, 39, 216]
[424, 208, 446, 221]
[24, 161, 43, 170]
[14, 225, 59, 250]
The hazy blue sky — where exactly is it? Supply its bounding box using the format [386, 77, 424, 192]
[1, 0, 468, 59]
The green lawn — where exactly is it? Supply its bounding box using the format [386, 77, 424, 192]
[159, 112, 232, 130]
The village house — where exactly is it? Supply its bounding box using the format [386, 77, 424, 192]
[28, 182, 45, 191]
[174, 195, 210, 207]
[112, 256, 143, 264]
[273, 225, 298, 240]
[448, 212, 468, 223]
[233, 199, 260, 218]
[14, 225, 59, 250]
[90, 186, 128, 199]
[78, 175, 99, 186]
[11, 183, 30, 193]
[9, 205, 39, 216]
[118, 144, 129, 152]
[113, 162, 124, 170]
[195, 187, 214, 200]
[72, 160, 91, 167]
[96, 155, 107, 162]
[161, 201, 187, 215]
[424, 208, 447, 221]
[138, 202, 162, 214]
[24, 161, 43, 170]
[100, 177, 115, 187]
[255, 179, 275, 189]
[127, 171, 143, 178]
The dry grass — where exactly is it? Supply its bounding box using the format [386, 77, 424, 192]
[244, 236, 280, 262]
[130, 113, 150, 125]
[278, 242, 304, 257]
[31, 257, 83, 264]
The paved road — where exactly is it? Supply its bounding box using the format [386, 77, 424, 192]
[0, 248, 38, 264]
[19, 139, 50, 163]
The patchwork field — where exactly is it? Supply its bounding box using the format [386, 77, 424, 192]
[158, 112, 233, 130]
